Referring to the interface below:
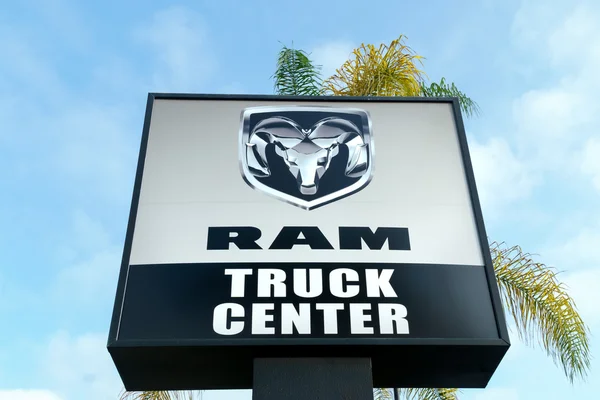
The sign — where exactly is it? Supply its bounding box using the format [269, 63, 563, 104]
[107, 94, 510, 391]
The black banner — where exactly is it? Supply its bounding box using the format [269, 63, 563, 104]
[118, 262, 498, 341]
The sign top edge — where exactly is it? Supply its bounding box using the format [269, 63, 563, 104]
[147, 93, 460, 104]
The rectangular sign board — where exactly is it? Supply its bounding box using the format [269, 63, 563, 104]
[108, 94, 510, 391]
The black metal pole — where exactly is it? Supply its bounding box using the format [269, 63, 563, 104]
[394, 387, 400, 400]
[253, 358, 374, 400]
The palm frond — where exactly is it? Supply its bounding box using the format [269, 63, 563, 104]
[491, 241, 591, 383]
[119, 390, 203, 400]
[272, 44, 323, 96]
[398, 387, 459, 400]
[374, 388, 394, 400]
[323, 35, 426, 97]
[420, 77, 480, 118]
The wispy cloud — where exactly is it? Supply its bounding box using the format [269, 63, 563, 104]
[510, 1, 600, 175]
[42, 331, 122, 400]
[133, 6, 216, 92]
[0, 23, 67, 101]
[50, 103, 140, 205]
[310, 40, 355, 80]
[54, 247, 121, 308]
[468, 136, 537, 216]
[468, 0, 600, 223]
[0, 390, 63, 400]
[564, 269, 600, 326]
[581, 137, 600, 193]
[546, 224, 600, 268]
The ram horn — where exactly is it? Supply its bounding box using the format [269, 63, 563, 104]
[246, 117, 304, 177]
[309, 117, 368, 178]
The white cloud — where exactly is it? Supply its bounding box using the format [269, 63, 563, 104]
[548, 226, 600, 268]
[43, 331, 122, 400]
[90, 56, 145, 97]
[581, 137, 600, 193]
[0, 23, 67, 101]
[54, 246, 121, 306]
[462, 4, 600, 215]
[513, 87, 588, 140]
[511, 77, 598, 174]
[24, 0, 92, 53]
[134, 6, 215, 92]
[0, 390, 63, 400]
[564, 269, 600, 326]
[0, 272, 41, 313]
[468, 136, 536, 214]
[547, 3, 600, 71]
[52, 210, 122, 307]
[509, 1, 600, 178]
[510, 0, 573, 54]
[511, 84, 595, 178]
[537, 218, 600, 327]
[311, 40, 355, 80]
[50, 103, 139, 205]
[537, 214, 600, 325]
[70, 210, 112, 253]
[503, 5, 600, 345]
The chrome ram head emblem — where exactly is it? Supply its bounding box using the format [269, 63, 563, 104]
[239, 106, 374, 210]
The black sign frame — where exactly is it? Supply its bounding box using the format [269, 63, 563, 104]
[107, 94, 510, 391]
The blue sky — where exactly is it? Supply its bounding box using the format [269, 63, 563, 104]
[1, 0, 599, 399]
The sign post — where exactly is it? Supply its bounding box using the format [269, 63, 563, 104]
[253, 358, 373, 400]
[107, 94, 510, 395]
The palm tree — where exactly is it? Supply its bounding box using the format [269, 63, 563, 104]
[274, 35, 480, 118]
[121, 36, 590, 400]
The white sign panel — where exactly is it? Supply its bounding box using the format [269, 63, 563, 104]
[129, 98, 484, 267]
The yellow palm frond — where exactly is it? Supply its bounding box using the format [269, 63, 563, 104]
[119, 390, 202, 400]
[323, 35, 426, 97]
[398, 387, 459, 399]
[491, 241, 591, 383]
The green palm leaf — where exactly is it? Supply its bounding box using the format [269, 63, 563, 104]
[272, 45, 323, 96]
[420, 77, 480, 118]
[491, 241, 591, 383]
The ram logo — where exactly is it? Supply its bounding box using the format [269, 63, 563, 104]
[239, 106, 374, 210]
